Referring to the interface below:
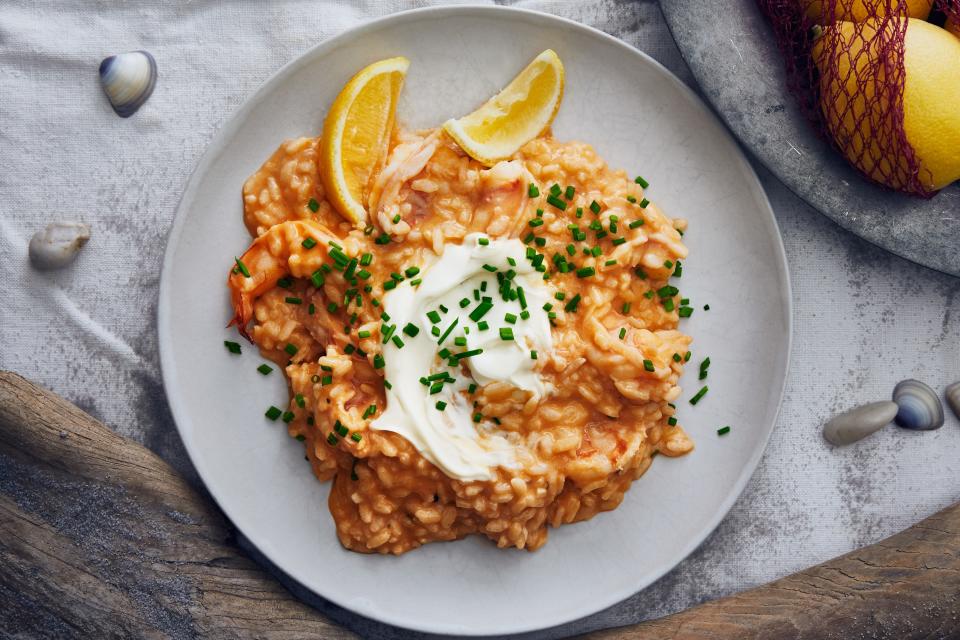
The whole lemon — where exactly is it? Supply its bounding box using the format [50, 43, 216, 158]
[803, 0, 932, 24]
[813, 19, 960, 191]
[800, 0, 933, 24]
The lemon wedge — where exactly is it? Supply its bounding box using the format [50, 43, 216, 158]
[320, 56, 409, 225]
[443, 49, 564, 166]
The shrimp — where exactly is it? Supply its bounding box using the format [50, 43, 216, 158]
[228, 219, 340, 339]
[474, 160, 532, 237]
[368, 130, 441, 235]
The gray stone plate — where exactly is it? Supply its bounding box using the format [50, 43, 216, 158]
[661, 0, 960, 277]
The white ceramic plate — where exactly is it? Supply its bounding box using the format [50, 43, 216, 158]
[159, 6, 791, 636]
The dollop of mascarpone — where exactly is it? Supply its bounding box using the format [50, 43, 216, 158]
[370, 234, 553, 481]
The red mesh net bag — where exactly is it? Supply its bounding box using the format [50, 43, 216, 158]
[756, 0, 960, 196]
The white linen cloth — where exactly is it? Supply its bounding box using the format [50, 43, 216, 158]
[1, 1, 958, 638]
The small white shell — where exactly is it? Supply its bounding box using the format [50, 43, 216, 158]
[823, 401, 898, 446]
[892, 379, 944, 431]
[946, 382, 960, 421]
[28, 222, 90, 270]
[99, 51, 157, 117]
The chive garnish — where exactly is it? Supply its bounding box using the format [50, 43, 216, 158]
[224, 340, 241, 354]
[437, 318, 459, 344]
[285, 296, 302, 305]
[295, 393, 305, 408]
[469, 301, 493, 322]
[257, 364, 272, 375]
[546, 194, 567, 210]
[482, 264, 497, 272]
[668, 416, 678, 426]
[233, 257, 251, 278]
[427, 310, 441, 324]
[704, 304, 711, 311]
[565, 185, 575, 200]
[717, 426, 731, 436]
[351, 432, 363, 442]
[639, 198, 650, 208]
[375, 233, 391, 245]
[403, 323, 419, 337]
[619, 328, 627, 340]
[504, 313, 517, 325]
[528, 218, 544, 227]
[302, 237, 317, 250]
[499, 327, 514, 341]
[564, 294, 581, 312]
[690, 386, 709, 405]
[628, 219, 644, 229]
[455, 348, 483, 360]
[265, 406, 282, 420]
[362, 404, 377, 419]
[321, 375, 332, 385]
[454, 336, 467, 347]
[358, 330, 371, 339]
[673, 353, 682, 362]
[327, 433, 338, 446]
[284, 343, 298, 356]
[635, 175, 650, 188]
[334, 421, 348, 437]
[643, 359, 655, 372]
[478, 236, 490, 246]
[308, 198, 320, 212]
[372, 354, 385, 369]
[282, 411, 295, 424]
[528, 183, 540, 197]
[435, 401, 447, 410]
[664, 298, 675, 312]
[589, 200, 601, 214]
[477, 320, 489, 331]
[576, 266, 595, 278]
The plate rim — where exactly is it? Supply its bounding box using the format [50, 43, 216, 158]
[158, 5, 794, 635]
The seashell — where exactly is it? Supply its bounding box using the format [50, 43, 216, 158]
[823, 401, 897, 446]
[28, 222, 90, 270]
[99, 51, 157, 117]
[946, 382, 960, 421]
[892, 379, 944, 431]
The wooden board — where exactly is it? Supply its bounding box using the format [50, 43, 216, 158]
[0, 370, 958, 639]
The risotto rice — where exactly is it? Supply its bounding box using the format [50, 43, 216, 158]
[228, 128, 693, 554]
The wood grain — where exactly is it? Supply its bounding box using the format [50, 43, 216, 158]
[0, 370, 958, 639]
[0, 371, 354, 639]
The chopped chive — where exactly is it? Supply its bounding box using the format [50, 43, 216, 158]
[362, 404, 377, 419]
[295, 393, 305, 408]
[664, 298, 675, 312]
[618, 327, 627, 340]
[546, 194, 567, 210]
[717, 426, 731, 436]
[612, 237, 627, 246]
[499, 327, 514, 341]
[403, 323, 419, 337]
[657, 285, 679, 298]
[302, 237, 317, 250]
[478, 236, 490, 246]
[468, 383, 478, 394]
[565, 185, 575, 200]
[622, 302, 632, 313]
[334, 421, 348, 437]
[327, 433, 338, 446]
[530, 349, 538, 360]
[528, 183, 540, 197]
[439, 305, 449, 314]
[375, 233, 391, 245]
[282, 411, 295, 424]
[535, 237, 547, 247]
[455, 348, 483, 360]
[437, 318, 459, 344]
[576, 266, 595, 278]
[482, 264, 498, 272]
[473, 412, 482, 423]
[435, 401, 447, 411]
[384, 380, 392, 389]
[576, 207, 583, 218]
[351, 432, 363, 442]
[383, 280, 397, 291]
[673, 353, 682, 362]
[668, 416, 678, 426]
[310, 270, 325, 288]
[265, 406, 282, 420]
[635, 175, 650, 188]
[626, 195, 637, 203]
[224, 340, 242, 354]
[357, 269, 371, 280]
[644, 291, 655, 299]
[690, 386, 709, 405]
[679, 306, 693, 318]
[321, 375, 332, 385]
[454, 336, 467, 347]
[392, 214, 401, 224]
[555, 291, 566, 301]
[643, 359, 655, 372]
[372, 354, 385, 369]
[629, 219, 644, 229]
[405, 266, 420, 278]
[429, 382, 444, 395]
[639, 198, 650, 208]
[477, 320, 489, 331]
[284, 343, 298, 356]
[285, 296, 302, 305]
[469, 301, 493, 322]
[359, 252, 373, 266]
[548, 183, 561, 196]
[431, 326, 441, 337]
[523, 232, 535, 244]
[233, 257, 251, 278]
[704, 304, 711, 311]
[344, 344, 356, 354]
[308, 198, 320, 212]
[528, 218, 544, 227]
[635, 267, 648, 280]
[358, 330, 371, 339]
[589, 200, 601, 214]
[427, 310, 441, 324]
[503, 313, 517, 325]
[257, 364, 272, 375]
[685, 351, 692, 362]
[564, 294, 581, 312]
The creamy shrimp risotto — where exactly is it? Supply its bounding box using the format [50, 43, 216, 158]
[228, 130, 694, 554]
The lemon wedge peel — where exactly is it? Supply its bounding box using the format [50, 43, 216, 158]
[320, 56, 410, 226]
[443, 49, 565, 166]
